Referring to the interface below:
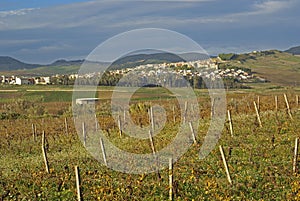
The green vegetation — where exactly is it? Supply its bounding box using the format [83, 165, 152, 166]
[220, 50, 300, 86]
[218, 53, 237, 61]
[0, 86, 300, 200]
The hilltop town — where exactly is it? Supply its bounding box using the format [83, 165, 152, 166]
[0, 58, 265, 87]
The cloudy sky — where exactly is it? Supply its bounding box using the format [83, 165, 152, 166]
[0, 0, 299, 64]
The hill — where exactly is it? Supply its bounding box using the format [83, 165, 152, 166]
[108, 52, 185, 70]
[0, 56, 41, 71]
[219, 50, 300, 86]
[285, 45, 300, 55]
[0, 52, 208, 75]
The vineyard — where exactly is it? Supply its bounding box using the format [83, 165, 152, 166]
[0, 86, 300, 200]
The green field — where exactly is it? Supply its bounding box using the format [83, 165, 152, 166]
[224, 51, 300, 86]
[0, 85, 300, 200]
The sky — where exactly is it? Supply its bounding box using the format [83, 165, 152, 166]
[0, 0, 299, 64]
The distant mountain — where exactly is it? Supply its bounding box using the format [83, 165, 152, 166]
[50, 59, 84, 66]
[0, 56, 42, 71]
[285, 46, 300, 55]
[108, 52, 209, 70]
[108, 52, 185, 70]
[0, 52, 208, 73]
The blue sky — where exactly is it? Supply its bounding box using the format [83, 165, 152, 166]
[0, 0, 299, 64]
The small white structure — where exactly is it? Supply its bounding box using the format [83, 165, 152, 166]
[15, 77, 30, 85]
[76, 98, 99, 105]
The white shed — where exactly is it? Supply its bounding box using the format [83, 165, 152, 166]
[76, 98, 99, 105]
[15, 77, 30, 85]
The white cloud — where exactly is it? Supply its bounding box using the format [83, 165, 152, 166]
[0, 39, 43, 46]
[0, 8, 39, 18]
[0, 0, 299, 63]
[230, 0, 295, 18]
[19, 43, 73, 53]
[253, 0, 291, 14]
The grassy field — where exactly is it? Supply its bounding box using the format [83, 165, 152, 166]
[226, 51, 300, 87]
[0, 85, 300, 200]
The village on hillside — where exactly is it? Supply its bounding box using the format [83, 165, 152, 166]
[0, 59, 266, 86]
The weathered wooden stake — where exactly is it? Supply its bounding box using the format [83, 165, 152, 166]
[219, 145, 232, 185]
[275, 95, 278, 111]
[254, 101, 262, 127]
[211, 98, 215, 117]
[296, 95, 299, 107]
[100, 138, 107, 166]
[42, 131, 49, 173]
[82, 122, 86, 147]
[149, 130, 156, 154]
[227, 110, 234, 137]
[75, 166, 82, 201]
[284, 94, 293, 120]
[150, 107, 155, 133]
[32, 123, 36, 142]
[94, 114, 98, 132]
[65, 117, 68, 135]
[118, 115, 122, 137]
[169, 158, 173, 201]
[172, 105, 176, 124]
[183, 101, 188, 123]
[293, 138, 299, 173]
[189, 122, 197, 144]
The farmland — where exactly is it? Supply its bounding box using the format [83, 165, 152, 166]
[0, 85, 300, 200]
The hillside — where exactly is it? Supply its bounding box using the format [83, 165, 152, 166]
[2, 51, 300, 87]
[285, 45, 300, 55]
[0, 53, 205, 75]
[108, 53, 185, 70]
[219, 50, 300, 86]
[0, 56, 41, 71]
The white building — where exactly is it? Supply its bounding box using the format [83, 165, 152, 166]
[15, 77, 30, 85]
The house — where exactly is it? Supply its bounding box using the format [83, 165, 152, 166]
[35, 77, 51, 85]
[15, 77, 31, 85]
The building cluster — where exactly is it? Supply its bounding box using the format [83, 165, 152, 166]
[112, 60, 256, 82]
[1, 59, 260, 85]
[0, 75, 51, 85]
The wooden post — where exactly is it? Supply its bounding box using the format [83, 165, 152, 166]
[183, 101, 187, 123]
[34, 124, 37, 137]
[42, 131, 49, 173]
[32, 123, 36, 142]
[275, 95, 278, 111]
[172, 105, 176, 124]
[149, 107, 155, 133]
[100, 138, 107, 166]
[227, 110, 234, 137]
[284, 94, 293, 120]
[169, 158, 173, 201]
[219, 145, 232, 185]
[189, 122, 197, 144]
[65, 118, 68, 135]
[82, 122, 86, 147]
[254, 101, 262, 127]
[296, 95, 299, 107]
[211, 98, 215, 117]
[118, 115, 122, 137]
[293, 138, 299, 173]
[95, 114, 98, 132]
[149, 130, 156, 154]
[75, 166, 82, 201]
